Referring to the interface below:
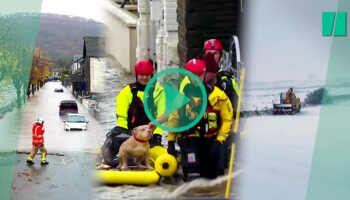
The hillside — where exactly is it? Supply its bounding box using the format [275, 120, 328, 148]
[36, 14, 106, 66]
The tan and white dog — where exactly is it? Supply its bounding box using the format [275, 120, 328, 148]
[118, 125, 154, 171]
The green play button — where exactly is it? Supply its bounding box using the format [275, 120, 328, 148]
[164, 83, 191, 116]
[143, 68, 207, 132]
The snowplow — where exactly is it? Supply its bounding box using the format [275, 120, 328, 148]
[273, 88, 301, 115]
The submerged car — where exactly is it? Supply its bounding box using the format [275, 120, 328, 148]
[59, 100, 78, 116]
[54, 88, 64, 92]
[63, 113, 88, 131]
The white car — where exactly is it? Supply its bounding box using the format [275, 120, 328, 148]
[63, 114, 88, 131]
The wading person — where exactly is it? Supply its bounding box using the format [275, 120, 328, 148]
[27, 117, 49, 165]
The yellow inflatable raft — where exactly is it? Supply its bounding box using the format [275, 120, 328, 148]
[95, 146, 178, 185]
[95, 169, 160, 185]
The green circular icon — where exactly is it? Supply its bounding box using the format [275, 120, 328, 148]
[144, 68, 207, 132]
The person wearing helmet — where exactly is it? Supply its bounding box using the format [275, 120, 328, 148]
[100, 59, 165, 168]
[179, 58, 207, 93]
[167, 59, 206, 181]
[168, 58, 206, 146]
[27, 117, 49, 165]
[203, 39, 240, 111]
[167, 57, 233, 181]
[204, 39, 240, 174]
[203, 53, 234, 178]
[117, 59, 165, 144]
[203, 39, 224, 63]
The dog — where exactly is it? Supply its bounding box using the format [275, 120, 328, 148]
[118, 125, 154, 171]
[98, 126, 131, 169]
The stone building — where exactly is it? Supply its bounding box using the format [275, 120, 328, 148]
[104, 0, 242, 72]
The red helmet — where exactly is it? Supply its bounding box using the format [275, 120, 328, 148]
[134, 60, 154, 75]
[203, 39, 223, 53]
[185, 59, 206, 74]
[203, 52, 219, 73]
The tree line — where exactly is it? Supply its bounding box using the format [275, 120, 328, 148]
[0, 14, 53, 108]
[28, 48, 53, 98]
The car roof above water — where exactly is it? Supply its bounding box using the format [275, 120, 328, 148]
[66, 113, 84, 116]
[60, 100, 77, 104]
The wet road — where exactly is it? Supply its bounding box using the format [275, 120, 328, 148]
[11, 81, 103, 200]
[17, 81, 103, 152]
[12, 153, 93, 200]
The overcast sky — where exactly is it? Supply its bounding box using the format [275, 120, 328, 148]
[244, 0, 339, 83]
[40, 0, 104, 22]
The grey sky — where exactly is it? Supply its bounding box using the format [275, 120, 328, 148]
[40, 0, 104, 22]
[244, 0, 339, 83]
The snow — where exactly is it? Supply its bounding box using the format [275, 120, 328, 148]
[237, 106, 321, 200]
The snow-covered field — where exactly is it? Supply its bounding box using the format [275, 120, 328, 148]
[243, 80, 325, 111]
[236, 79, 350, 199]
[237, 105, 321, 199]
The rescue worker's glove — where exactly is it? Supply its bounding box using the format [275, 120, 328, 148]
[150, 133, 162, 147]
[210, 140, 223, 157]
[167, 141, 176, 156]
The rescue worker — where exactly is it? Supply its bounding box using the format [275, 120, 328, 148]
[27, 117, 49, 165]
[167, 58, 233, 181]
[178, 59, 206, 93]
[101, 59, 165, 167]
[204, 39, 240, 172]
[203, 39, 240, 110]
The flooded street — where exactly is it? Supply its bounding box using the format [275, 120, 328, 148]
[11, 81, 103, 200]
[17, 81, 103, 152]
[12, 153, 93, 200]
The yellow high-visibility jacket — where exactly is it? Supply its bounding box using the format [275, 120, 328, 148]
[168, 80, 233, 143]
[116, 83, 165, 135]
[179, 76, 191, 93]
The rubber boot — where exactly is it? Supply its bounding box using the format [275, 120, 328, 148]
[26, 156, 34, 165]
[41, 153, 49, 165]
[41, 160, 49, 165]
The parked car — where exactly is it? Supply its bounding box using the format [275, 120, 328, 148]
[59, 100, 78, 116]
[54, 88, 64, 92]
[63, 113, 88, 131]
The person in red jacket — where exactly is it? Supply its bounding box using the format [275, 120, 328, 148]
[27, 117, 49, 165]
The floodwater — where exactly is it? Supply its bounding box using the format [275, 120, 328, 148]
[11, 81, 102, 200]
[17, 81, 103, 152]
